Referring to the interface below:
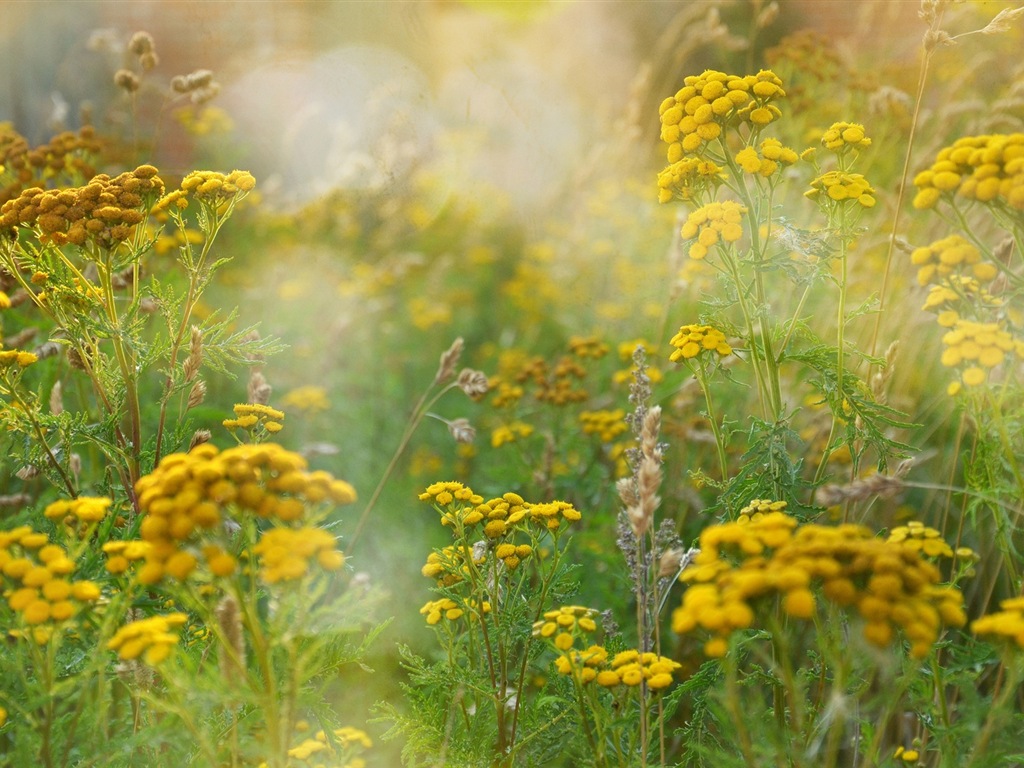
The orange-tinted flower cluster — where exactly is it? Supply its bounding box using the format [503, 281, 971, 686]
[0, 125, 101, 207]
[1, 525, 102, 644]
[132, 442, 356, 586]
[0, 165, 163, 248]
[912, 133, 1024, 210]
[672, 510, 966, 659]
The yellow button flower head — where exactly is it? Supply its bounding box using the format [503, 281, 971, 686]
[107, 612, 188, 666]
[805, 171, 876, 208]
[656, 157, 725, 203]
[673, 512, 966, 659]
[971, 596, 1024, 648]
[910, 235, 997, 286]
[658, 69, 785, 167]
[913, 133, 1024, 210]
[940, 319, 1024, 392]
[820, 121, 872, 152]
[579, 409, 628, 443]
[669, 324, 732, 362]
[735, 138, 800, 177]
[132, 442, 356, 585]
[679, 200, 746, 259]
[532, 605, 599, 651]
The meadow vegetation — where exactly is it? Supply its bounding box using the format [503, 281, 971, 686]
[2, 3, 1024, 766]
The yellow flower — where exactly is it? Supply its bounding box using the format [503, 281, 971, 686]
[679, 201, 746, 258]
[669, 324, 732, 361]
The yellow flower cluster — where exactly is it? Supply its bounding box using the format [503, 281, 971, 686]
[656, 157, 724, 203]
[738, 498, 788, 521]
[491, 421, 535, 447]
[282, 725, 372, 766]
[612, 338, 663, 386]
[0, 125, 100, 207]
[494, 541, 533, 569]
[102, 539, 151, 575]
[805, 171, 876, 207]
[579, 409, 628, 443]
[672, 512, 966, 659]
[820, 122, 872, 152]
[659, 69, 785, 162]
[594, 649, 682, 690]
[887, 521, 953, 558]
[679, 200, 746, 259]
[107, 612, 188, 665]
[280, 385, 330, 414]
[971, 596, 1024, 647]
[182, 169, 257, 201]
[0, 165, 163, 248]
[568, 335, 610, 359]
[910, 235, 999, 287]
[940, 319, 1024, 392]
[527, 499, 582, 530]
[735, 138, 799, 176]
[133, 442, 356, 585]
[419, 597, 490, 625]
[421, 544, 485, 587]
[253, 526, 345, 583]
[43, 496, 111, 526]
[912, 133, 1024, 210]
[0, 525, 101, 642]
[533, 605, 599, 651]
[922, 275, 1001, 324]
[223, 402, 285, 435]
[0, 348, 38, 368]
[894, 747, 922, 763]
[489, 380, 524, 408]
[550, 643, 682, 690]
[669, 324, 733, 361]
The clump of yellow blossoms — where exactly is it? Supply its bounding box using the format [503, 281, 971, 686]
[805, 170, 876, 207]
[579, 409, 628, 443]
[0, 525, 102, 643]
[132, 442, 356, 585]
[107, 612, 188, 665]
[0, 165, 163, 248]
[679, 200, 746, 259]
[672, 510, 966, 659]
[282, 724, 372, 766]
[656, 157, 724, 203]
[43, 496, 111, 526]
[281, 385, 330, 414]
[887, 521, 954, 558]
[0, 348, 39, 368]
[910, 235, 999, 286]
[491, 421, 535, 448]
[533, 605, 599, 651]
[940, 319, 1024, 392]
[421, 544, 485, 587]
[912, 133, 1024, 210]
[669, 324, 733, 361]
[820, 121, 872, 152]
[419, 597, 490, 625]
[971, 597, 1024, 648]
[659, 69, 786, 162]
[568, 335, 610, 359]
[535, 607, 684, 690]
[735, 137, 799, 176]
[223, 402, 285, 436]
[420, 482, 581, 537]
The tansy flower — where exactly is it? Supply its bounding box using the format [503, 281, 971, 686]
[910, 235, 998, 286]
[107, 612, 188, 665]
[735, 138, 799, 176]
[656, 157, 725, 203]
[940, 319, 1024, 393]
[281, 385, 330, 414]
[820, 121, 872, 152]
[579, 409, 628, 443]
[805, 170, 876, 207]
[669, 324, 732, 361]
[912, 133, 1024, 210]
[679, 201, 746, 259]
[491, 421, 534, 448]
[673, 511, 966, 659]
[971, 596, 1024, 648]
[533, 605, 599, 651]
